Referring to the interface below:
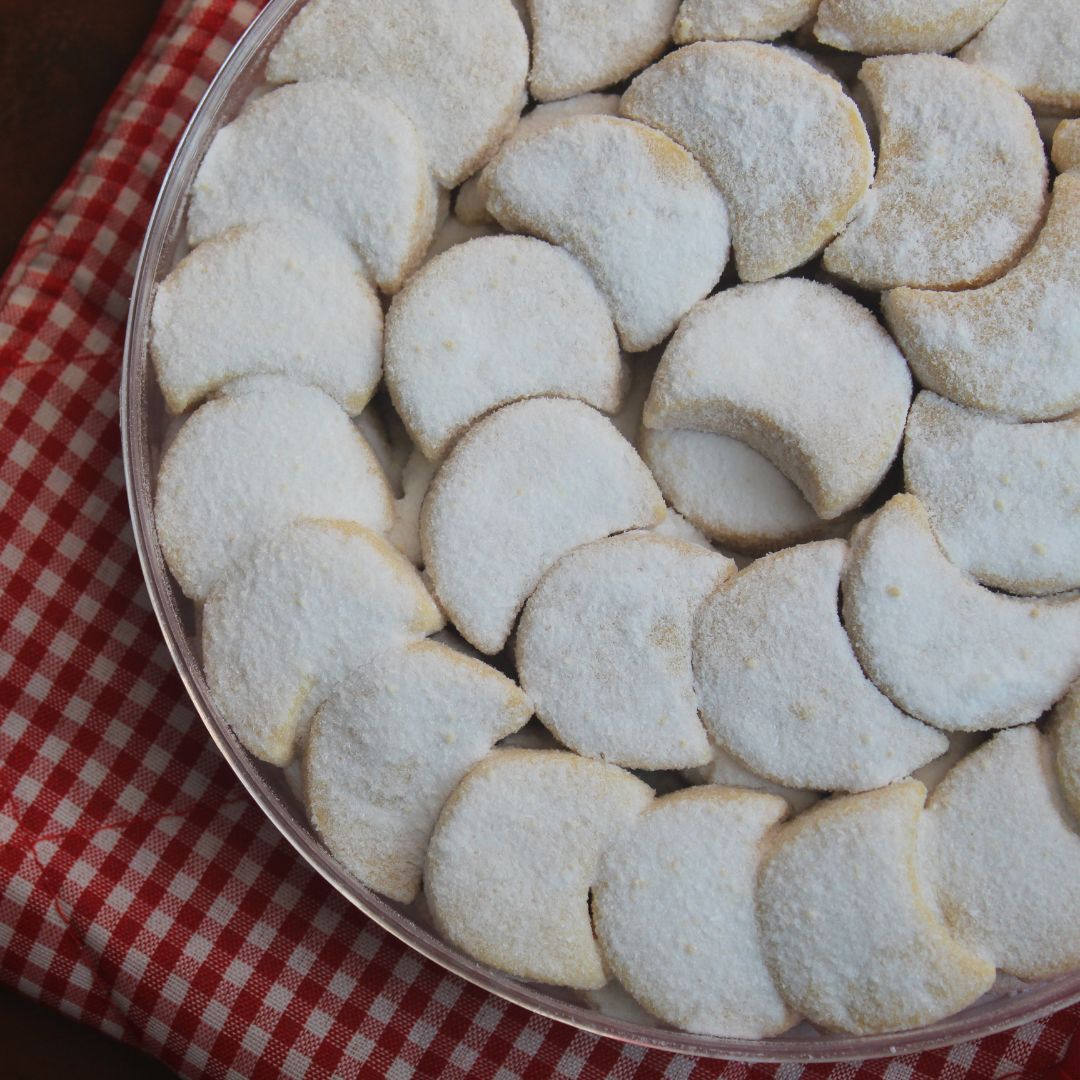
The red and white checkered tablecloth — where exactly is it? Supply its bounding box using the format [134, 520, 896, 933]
[1, 2, 1078, 1077]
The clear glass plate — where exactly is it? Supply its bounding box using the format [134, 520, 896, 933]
[120, 0, 1080, 1061]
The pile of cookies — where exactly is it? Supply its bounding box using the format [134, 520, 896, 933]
[149, 0, 1080, 1041]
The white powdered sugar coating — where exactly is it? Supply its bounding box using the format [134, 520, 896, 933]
[202, 520, 444, 766]
[823, 55, 1047, 290]
[758, 782, 996, 1035]
[150, 220, 382, 416]
[814, 0, 1005, 55]
[385, 236, 625, 460]
[485, 115, 730, 351]
[843, 495, 1080, 732]
[421, 398, 665, 654]
[424, 217, 501, 262]
[922, 725, 1080, 979]
[644, 279, 912, 520]
[883, 173, 1080, 422]
[693, 540, 948, 791]
[187, 82, 438, 292]
[388, 450, 437, 567]
[648, 508, 713, 549]
[526, 0, 680, 102]
[640, 427, 845, 553]
[304, 641, 532, 903]
[593, 787, 797, 1037]
[516, 533, 733, 769]
[622, 42, 872, 282]
[904, 393, 1080, 595]
[673, 0, 820, 44]
[912, 732, 985, 795]
[265, 0, 528, 186]
[155, 379, 394, 601]
[682, 742, 820, 814]
[959, 0, 1080, 115]
[1053, 685, 1080, 823]
[425, 749, 653, 987]
[1054, 120, 1080, 173]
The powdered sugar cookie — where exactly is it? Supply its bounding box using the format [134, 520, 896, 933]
[593, 787, 797, 1037]
[693, 541, 948, 792]
[843, 495, 1080, 732]
[304, 641, 531, 902]
[422, 398, 664, 654]
[151, 220, 381, 416]
[155, 378, 394, 601]
[683, 743, 820, 814]
[425, 218, 501, 262]
[644, 280, 911, 520]
[883, 173, 1080, 422]
[485, 115, 730, 351]
[814, 0, 1005, 55]
[188, 82, 438, 292]
[526, 0, 679, 102]
[622, 43, 872, 282]
[913, 732, 985, 795]
[266, 0, 528, 187]
[673, 0, 820, 44]
[202, 520, 444, 765]
[1054, 119, 1080, 173]
[425, 749, 652, 987]
[758, 782, 995, 1035]
[904, 393, 1080, 595]
[385, 236, 625, 460]
[960, 0, 1080, 116]
[922, 725, 1080, 979]
[823, 55, 1047, 290]
[648, 508, 712, 549]
[388, 450, 436, 567]
[1052, 684, 1080, 822]
[516, 533, 733, 769]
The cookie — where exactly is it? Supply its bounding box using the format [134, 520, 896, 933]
[304, 641, 531, 902]
[154, 378, 394, 601]
[757, 782, 996, 1035]
[959, 0, 1080, 116]
[592, 787, 798, 1037]
[526, 0, 679, 101]
[266, 0, 528, 186]
[424, 749, 653, 987]
[150, 220, 382, 416]
[693, 540, 948, 792]
[673, 0, 820, 44]
[187, 82, 438, 292]
[904, 392, 1080, 596]
[1054, 119, 1080, 172]
[814, 0, 1006, 55]
[683, 742, 820, 814]
[579, 981, 658, 1025]
[385, 235, 625, 460]
[648, 508, 713, 550]
[643, 279, 912, 520]
[1052, 684, 1080, 822]
[912, 732, 985, 795]
[922, 725, 1080, 979]
[882, 173, 1080, 422]
[202, 519, 444, 766]
[516, 533, 733, 769]
[387, 450, 437, 567]
[823, 55, 1047, 290]
[422, 398, 664, 654]
[843, 495, 1080, 732]
[622, 43, 872, 282]
[424, 217, 501, 262]
[484, 115, 730, 351]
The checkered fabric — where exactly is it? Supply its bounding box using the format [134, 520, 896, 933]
[0, 2, 1078, 1077]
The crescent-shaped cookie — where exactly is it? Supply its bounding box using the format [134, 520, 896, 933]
[814, 0, 1006, 55]
[683, 742, 820, 814]
[673, 0, 820, 44]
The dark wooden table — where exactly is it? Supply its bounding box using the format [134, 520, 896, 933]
[1, 3, 178, 1077]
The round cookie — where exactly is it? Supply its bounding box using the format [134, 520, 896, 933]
[904, 392, 1080, 596]
[643, 279, 912, 520]
[823, 55, 1047, 291]
[187, 81, 438, 292]
[304, 641, 532, 903]
[202, 520, 444, 766]
[622, 42, 872, 282]
[683, 742, 820, 814]
[693, 540, 948, 792]
[385, 236, 625, 460]
[1054, 119, 1080, 173]
[843, 495, 1080, 732]
[421, 398, 665, 654]
[484, 114, 730, 351]
[922, 725, 1080, 979]
[814, 0, 1006, 55]
[150, 220, 382, 416]
[757, 782, 996, 1035]
[265, 0, 528, 187]
[883, 173, 1080, 422]
[1052, 684, 1080, 823]
[673, 0, 820, 44]
[592, 787, 798, 1038]
[516, 533, 734, 769]
[154, 378, 394, 601]
[424, 749, 653, 987]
